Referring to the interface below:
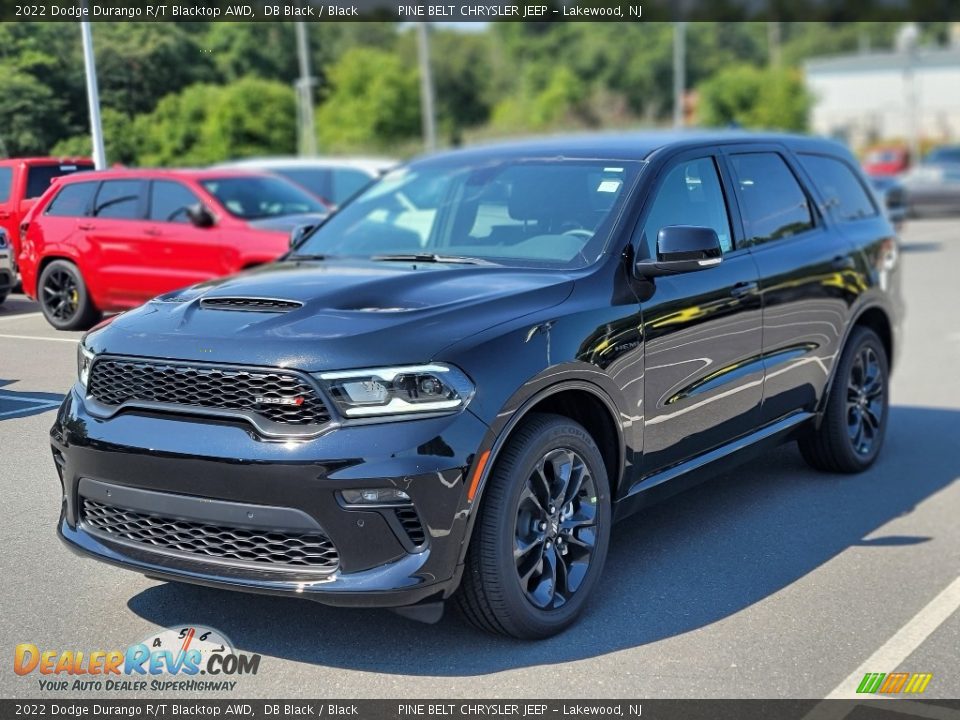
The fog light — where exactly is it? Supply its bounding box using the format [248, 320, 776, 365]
[340, 488, 411, 505]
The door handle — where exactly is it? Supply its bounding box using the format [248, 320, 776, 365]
[77, 223, 95, 230]
[831, 255, 855, 270]
[730, 281, 758, 298]
[144, 228, 162, 236]
[0, 211, 10, 219]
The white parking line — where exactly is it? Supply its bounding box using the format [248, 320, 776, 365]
[0, 333, 79, 343]
[0, 312, 42, 323]
[825, 575, 960, 699]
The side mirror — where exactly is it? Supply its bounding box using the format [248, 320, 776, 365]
[186, 203, 216, 229]
[635, 225, 723, 277]
[289, 224, 313, 249]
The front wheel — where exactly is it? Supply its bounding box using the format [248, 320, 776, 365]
[457, 413, 611, 639]
[800, 327, 889, 473]
[38, 259, 102, 331]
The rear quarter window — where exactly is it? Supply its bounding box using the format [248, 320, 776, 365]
[45, 182, 98, 217]
[799, 154, 877, 222]
[26, 164, 95, 200]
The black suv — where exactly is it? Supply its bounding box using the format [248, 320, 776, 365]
[53, 132, 902, 638]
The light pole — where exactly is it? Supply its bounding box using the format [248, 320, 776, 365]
[295, 21, 318, 156]
[673, 22, 686, 129]
[80, 20, 106, 169]
[897, 23, 921, 168]
[417, 22, 437, 152]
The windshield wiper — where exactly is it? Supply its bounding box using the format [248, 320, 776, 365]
[371, 253, 491, 266]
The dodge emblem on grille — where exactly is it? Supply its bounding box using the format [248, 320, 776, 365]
[255, 396, 304, 406]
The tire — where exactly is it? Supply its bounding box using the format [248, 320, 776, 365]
[38, 260, 102, 331]
[799, 327, 889, 473]
[0, 291, 7, 305]
[456, 412, 612, 639]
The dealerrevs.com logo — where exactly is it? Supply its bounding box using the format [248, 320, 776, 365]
[14, 625, 261, 692]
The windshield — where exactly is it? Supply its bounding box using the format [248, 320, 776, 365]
[291, 159, 641, 268]
[201, 175, 327, 220]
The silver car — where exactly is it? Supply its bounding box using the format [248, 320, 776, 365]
[0, 228, 14, 305]
[901, 162, 960, 217]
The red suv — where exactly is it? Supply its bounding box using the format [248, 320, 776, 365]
[0, 157, 95, 259]
[19, 168, 329, 330]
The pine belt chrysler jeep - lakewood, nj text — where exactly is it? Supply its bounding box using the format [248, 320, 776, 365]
[52, 132, 902, 638]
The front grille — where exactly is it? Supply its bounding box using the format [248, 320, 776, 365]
[87, 358, 331, 428]
[200, 297, 303, 312]
[395, 507, 426, 547]
[81, 498, 339, 571]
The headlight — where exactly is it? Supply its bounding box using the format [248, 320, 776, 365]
[316, 364, 474, 418]
[77, 343, 95, 388]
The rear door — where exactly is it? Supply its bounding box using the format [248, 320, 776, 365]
[636, 152, 765, 476]
[86, 179, 150, 307]
[0, 165, 15, 250]
[721, 146, 860, 424]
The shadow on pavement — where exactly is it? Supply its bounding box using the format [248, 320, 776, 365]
[0, 379, 64, 421]
[127, 404, 960, 674]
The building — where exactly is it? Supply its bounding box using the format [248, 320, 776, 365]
[804, 46, 960, 150]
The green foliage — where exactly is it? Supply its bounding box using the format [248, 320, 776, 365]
[51, 108, 139, 166]
[135, 78, 296, 166]
[0, 66, 66, 156]
[315, 48, 420, 151]
[697, 64, 812, 132]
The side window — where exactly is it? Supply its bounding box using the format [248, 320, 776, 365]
[0, 168, 12, 202]
[331, 169, 373, 205]
[728, 153, 814, 245]
[638, 157, 733, 256]
[798, 154, 877, 221]
[93, 180, 144, 220]
[149, 181, 200, 223]
[45, 183, 97, 217]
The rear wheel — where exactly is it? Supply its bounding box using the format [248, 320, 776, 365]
[0, 291, 7, 305]
[38, 260, 101, 331]
[457, 413, 611, 639]
[800, 327, 889, 473]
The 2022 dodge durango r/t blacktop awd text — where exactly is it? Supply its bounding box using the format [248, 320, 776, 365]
[53, 132, 903, 639]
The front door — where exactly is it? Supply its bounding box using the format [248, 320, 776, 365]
[636, 154, 765, 476]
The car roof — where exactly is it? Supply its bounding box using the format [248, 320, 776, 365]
[51, 167, 280, 183]
[409, 130, 852, 166]
[214, 157, 397, 174]
[0, 156, 93, 167]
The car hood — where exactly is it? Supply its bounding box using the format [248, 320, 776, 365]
[87, 260, 575, 371]
[246, 212, 329, 233]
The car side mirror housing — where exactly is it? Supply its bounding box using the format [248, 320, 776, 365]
[635, 225, 723, 278]
[186, 203, 216, 229]
[289, 224, 312, 249]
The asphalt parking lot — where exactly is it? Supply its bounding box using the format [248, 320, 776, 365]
[1, 219, 958, 700]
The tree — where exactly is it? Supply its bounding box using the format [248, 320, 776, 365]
[134, 78, 297, 166]
[697, 64, 811, 132]
[51, 108, 139, 166]
[315, 48, 420, 151]
[0, 66, 66, 156]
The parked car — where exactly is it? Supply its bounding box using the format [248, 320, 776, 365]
[214, 156, 396, 208]
[924, 144, 960, 165]
[0, 157, 94, 258]
[0, 228, 14, 304]
[862, 146, 910, 177]
[900, 162, 960, 217]
[868, 175, 907, 230]
[19, 168, 329, 330]
[54, 132, 902, 638]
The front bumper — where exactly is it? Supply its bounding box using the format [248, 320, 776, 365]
[52, 387, 489, 607]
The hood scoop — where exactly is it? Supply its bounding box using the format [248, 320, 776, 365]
[199, 297, 303, 313]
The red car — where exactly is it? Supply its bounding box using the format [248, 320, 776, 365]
[19, 168, 329, 330]
[862, 146, 910, 177]
[0, 157, 95, 258]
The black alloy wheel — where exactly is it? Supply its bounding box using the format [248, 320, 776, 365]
[457, 412, 611, 639]
[514, 447, 600, 610]
[800, 326, 889, 473]
[38, 259, 102, 331]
